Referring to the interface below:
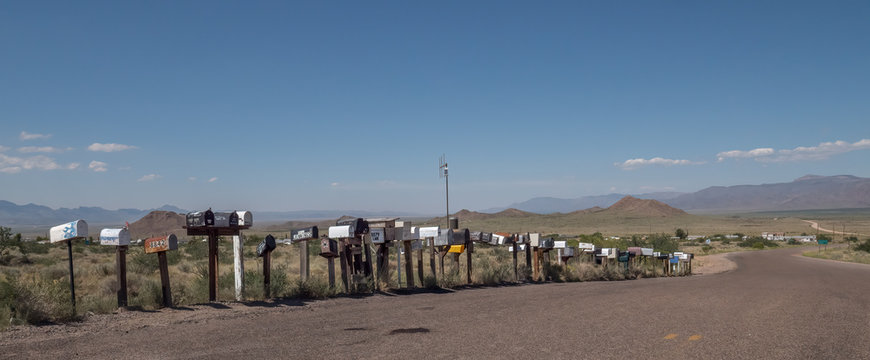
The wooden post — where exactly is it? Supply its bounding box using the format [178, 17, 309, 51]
[339, 241, 350, 292]
[512, 242, 518, 282]
[327, 257, 336, 288]
[377, 244, 389, 284]
[233, 235, 244, 301]
[158, 251, 172, 307]
[452, 253, 460, 275]
[363, 237, 373, 277]
[207, 231, 219, 302]
[263, 250, 272, 298]
[466, 240, 473, 284]
[416, 248, 424, 287]
[533, 247, 540, 281]
[116, 245, 128, 307]
[403, 241, 414, 288]
[428, 238, 437, 283]
[525, 242, 532, 269]
[66, 240, 76, 313]
[299, 240, 310, 281]
[397, 243, 403, 287]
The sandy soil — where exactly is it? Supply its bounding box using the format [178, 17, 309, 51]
[691, 252, 738, 275]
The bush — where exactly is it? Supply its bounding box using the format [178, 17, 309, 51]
[855, 239, 870, 253]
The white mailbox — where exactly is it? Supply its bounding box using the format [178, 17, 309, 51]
[419, 226, 440, 238]
[578, 243, 595, 253]
[370, 228, 386, 244]
[329, 225, 355, 239]
[99, 228, 131, 246]
[554, 241, 566, 249]
[50, 220, 88, 243]
[493, 234, 505, 245]
[235, 211, 253, 227]
[529, 233, 541, 247]
[641, 248, 654, 256]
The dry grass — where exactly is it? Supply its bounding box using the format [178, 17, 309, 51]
[802, 247, 870, 265]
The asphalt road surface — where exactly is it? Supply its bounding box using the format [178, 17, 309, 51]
[3, 247, 870, 359]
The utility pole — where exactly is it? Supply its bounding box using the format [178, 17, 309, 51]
[439, 155, 449, 229]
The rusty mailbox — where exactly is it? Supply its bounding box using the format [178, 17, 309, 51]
[145, 234, 178, 254]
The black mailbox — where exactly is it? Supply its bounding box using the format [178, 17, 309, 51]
[336, 218, 368, 236]
[186, 209, 215, 228]
[257, 234, 277, 257]
[291, 226, 319, 242]
[212, 211, 239, 228]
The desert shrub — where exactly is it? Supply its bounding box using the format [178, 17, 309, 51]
[787, 239, 799, 245]
[475, 259, 514, 284]
[738, 236, 779, 249]
[423, 275, 438, 289]
[129, 250, 159, 274]
[543, 263, 565, 282]
[6, 274, 77, 325]
[439, 271, 463, 288]
[289, 277, 335, 299]
[183, 239, 208, 259]
[855, 239, 870, 253]
[701, 245, 712, 253]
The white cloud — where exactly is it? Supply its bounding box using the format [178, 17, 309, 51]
[137, 174, 161, 182]
[18, 146, 72, 154]
[89, 160, 108, 172]
[88, 143, 137, 152]
[188, 177, 197, 182]
[615, 157, 704, 170]
[208, 177, 218, 183]
[20, 131, 51, 140]
[717, 139, 870, 163]
[0, 154, 79, 173]
[0, 146, 9, 152]
[716, 148, 775, 161]
[331, 182, 340, 187]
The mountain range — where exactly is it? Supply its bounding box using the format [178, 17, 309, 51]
[487, 175, 870, 214]
[2, 174, 868, 226]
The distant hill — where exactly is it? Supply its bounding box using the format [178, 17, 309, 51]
[128, 211, 186, 240]
[600, 196, 687, 217]
[483, 192, 686, 214]
[0, 201, 188, 226]
[664, 175, 870, 213]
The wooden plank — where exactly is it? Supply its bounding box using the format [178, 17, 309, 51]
[363, 237, 373, 277]
[376, 244, 389, 285]
[339, 242, 349, 292]
[116, 245, 128, 307]
[428, 238, 437, 283]
[416, 248, 424, 287]
[327, 257, 336, 288]
[158, 251, 172, 307]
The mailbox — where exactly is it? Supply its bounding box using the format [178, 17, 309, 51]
[578, 243, 595, 253]
[213, 212, 239, 228]
[291, 226, 319, 242]
[529, 233, 540, 247]
[99, 228, 131, 246]
[419, 226, 440, 238]
[320, 238, 339, 257]
[235, 211, 253, 227]
[257, 234, 277, 257]
[404, 226, 420, 241]
[448, 245, 465, 254]
[337, 218, 368, 236]
[515, 234, 526, 244]
[670, 257, 679, 264]
[50, 220, 88, 243]
[370, 227, 386, 244]
[562, 247, 576, 258]
[144, 234, 178, 254]
[678, 253, 690, 261]
[482, 232, 493, 244]
[653, 251, 661, 257]
[627, 247, 642, 256]
[186, 210, 214, 228]
[470, 231, 482, 242]
[328, 225, 355, 239]
[554, 241, 566, 249]
[599, 248, 617, 258]
[642, 248, 654, 256]
[434, 229, 453, 246]
[540, 238, 555, 249]
[452, 228, 470, 245]
[410, 240, 424, 251]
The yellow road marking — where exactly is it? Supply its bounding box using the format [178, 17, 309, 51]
[664, 334, 678, 340]
[688, 335, 702, 341]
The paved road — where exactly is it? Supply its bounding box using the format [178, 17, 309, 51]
[3, 247, 870, 359]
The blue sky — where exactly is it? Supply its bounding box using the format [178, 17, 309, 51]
[1, 1, 869, 213]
